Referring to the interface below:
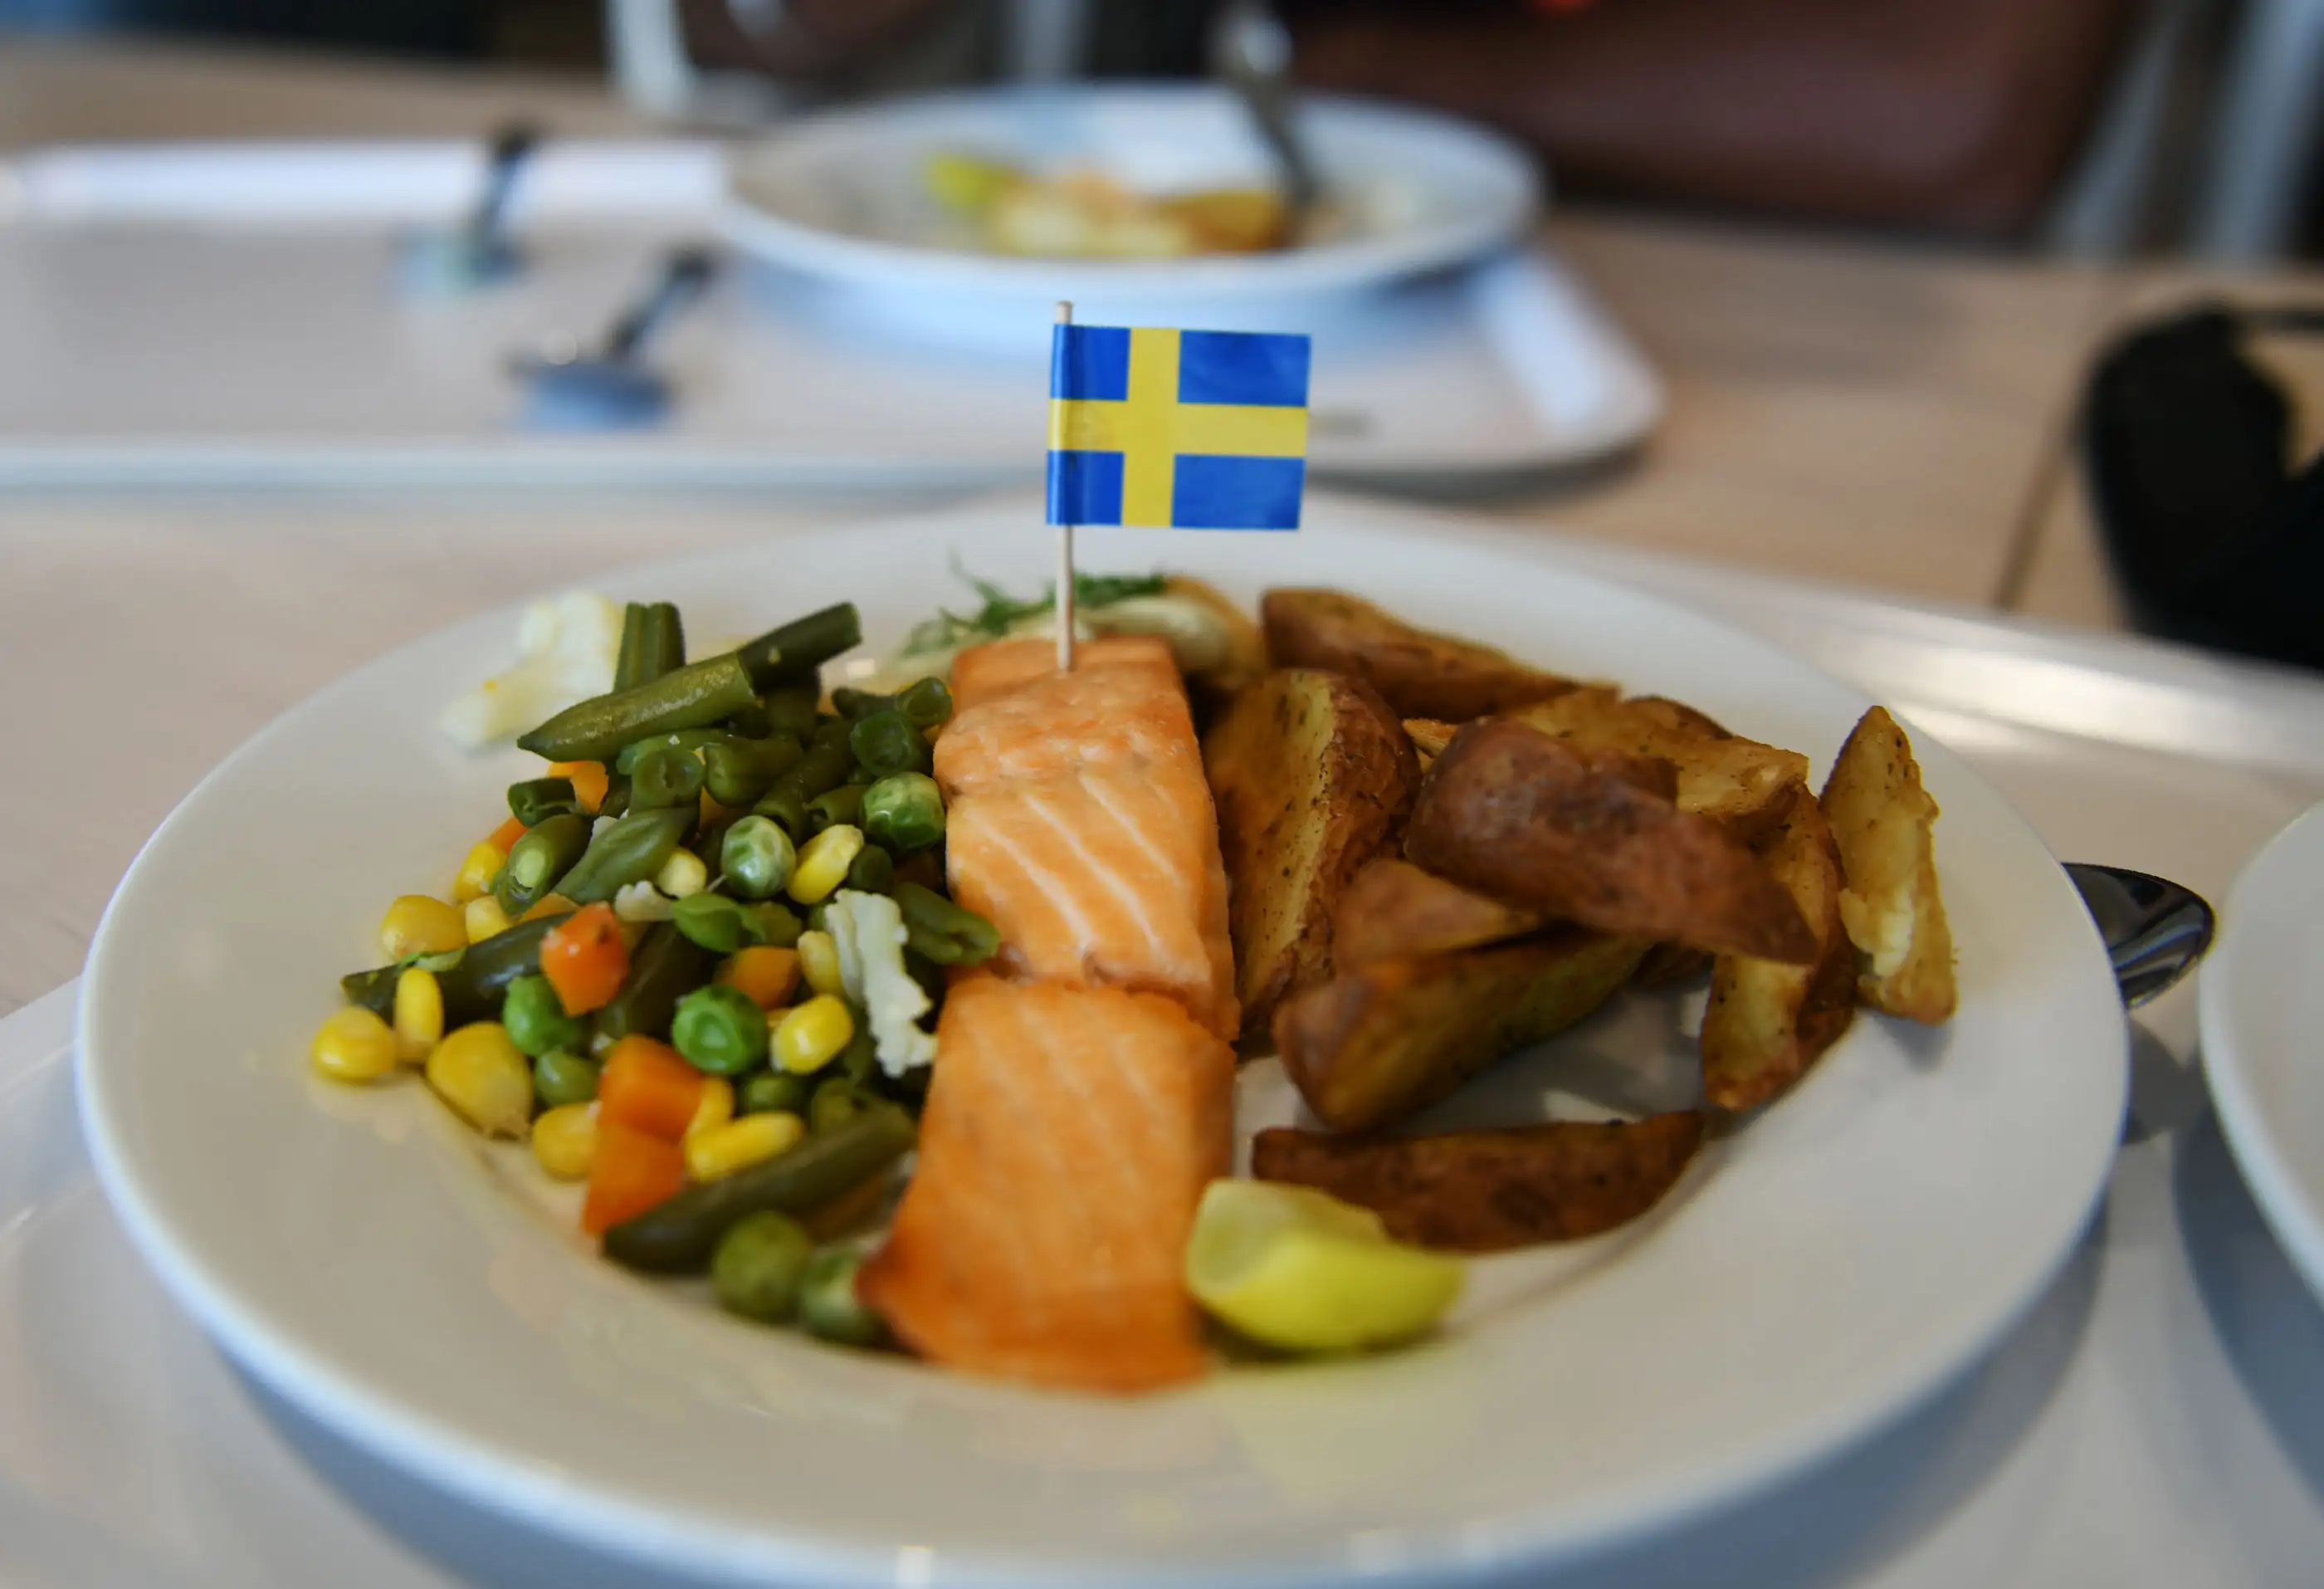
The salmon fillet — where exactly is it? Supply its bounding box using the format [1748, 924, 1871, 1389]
[858, 977, 1235, 1391]
[935, 636, 1239, 1039]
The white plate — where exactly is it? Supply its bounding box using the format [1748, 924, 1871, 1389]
[722, 86, 1540, 314]
[76, 500, 2126, 1587]
[2201, 799, 2324, 1304]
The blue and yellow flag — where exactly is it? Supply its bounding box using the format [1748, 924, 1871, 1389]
[1047, 325, 1311, 530]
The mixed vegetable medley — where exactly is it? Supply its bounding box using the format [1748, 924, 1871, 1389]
[317, 597, 997, 1342]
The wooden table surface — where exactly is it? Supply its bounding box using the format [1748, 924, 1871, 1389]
[0, 40, 2229, 1014]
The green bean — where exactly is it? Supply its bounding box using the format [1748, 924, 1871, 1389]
[702, 732, 803, 808]
[720, 815, 795, 900]
[588, 921, 714, 1049]
[808, 784, 867, 834]
[598, 770, 632, 819]
[754, 727, 856, 837]
[556, 808, 692, 904]
[340, 914, 561, 1026]
[601, 1104, 915, 1273]
[494, 813, 589, 916]
[613, 602, 652, 693]
[532, 1049, 600, 1109]
[630, 743, 706, 812]
[849, 709, 930, 780]
[895, 677, 954, 731]
[502, 973, 586, 1057]
[862, 772, 945, 853]
[745, 901, 803, 949]
[672, 893, 751, 954]
[735, 603, 862, 691]
[837, 1023, 880, 1088]
[797, 1248, 886, 1347]
[612, 601, 685, 692]
[672, 984, 770, 1076]
[829, 686, 889, 720]
[613, 727, 730, 776]
[759, 685, 822, 739]
[845, 843, 895, 894]
[894, 882, 999, 967]
[712, 1212, 814, 1323]
[740, 1071, 809, 1115]
[517, 652, 757, 762]
[506, 777, 578, 829]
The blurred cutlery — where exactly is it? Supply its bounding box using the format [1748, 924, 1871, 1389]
[512, 245, 718, 430]
[1209, 0, 1321, 224]
[401, 122, 540, 294]
[2064, 862, 2215, 1007]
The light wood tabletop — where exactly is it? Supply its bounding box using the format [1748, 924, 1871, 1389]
[0, 42, 2167, 1013]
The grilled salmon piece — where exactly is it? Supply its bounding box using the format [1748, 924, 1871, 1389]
[935, 637, 1238, 1039]
[858, 977, 1235, 1391]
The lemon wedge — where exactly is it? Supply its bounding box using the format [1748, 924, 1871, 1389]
[1185, 1180, 1464, 1353]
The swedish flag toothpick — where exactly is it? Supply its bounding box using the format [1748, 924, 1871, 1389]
[1045, 306, 1311, 667]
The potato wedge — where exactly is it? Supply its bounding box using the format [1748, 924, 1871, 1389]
[1333, 858, 1545, 966]
[1822, 706, 1956, 1022]
[1405, 720, 1819, 965]
[1701, 789, 1858, 1111]
[1632, 942, 1712, 988]
[1505, 691, 1807, 843]
[1204, 669, 1419, 1039]
[1274, 928, 1650, 1133]
[1262, 589, 1579, 720]
[1404, 718, 1458, 763]
[1252, 1112, 1705, 1252]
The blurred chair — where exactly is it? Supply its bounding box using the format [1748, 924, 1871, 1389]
[2190, 0, 2324, 257]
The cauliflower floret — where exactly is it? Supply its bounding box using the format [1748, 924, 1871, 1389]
[439, 592, 623, 750]
[824, 889, 938, 1076]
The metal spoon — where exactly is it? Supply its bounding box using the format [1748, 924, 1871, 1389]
[512, 246, 718, 431]
[2064, 863, 2216, 1008]
[402, 122, 539, 294]
[1208, 0, 1321, 222]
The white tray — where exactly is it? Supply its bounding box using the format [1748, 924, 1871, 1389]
[7, 528, 2324, 1588]
[0, 139, 1660, 490]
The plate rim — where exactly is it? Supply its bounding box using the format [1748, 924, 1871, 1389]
[75, 497, 2127, 1587]
[720, 82, 1543, 301]
[2200, 799, 2324, 1302]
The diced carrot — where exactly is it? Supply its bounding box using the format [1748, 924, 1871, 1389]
[487, 815, 528, 853]
[540, 902, 629, 1015]
[583, 1121, 686, 1235]
[716, 946, 801, 1010]
[549, 760, 610, 816]
[598, 1035, 706, 1141]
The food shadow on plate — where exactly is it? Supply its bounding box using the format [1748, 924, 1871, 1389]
[2172, 1107, 2324, 1503]
[228, 1211, 2107, 1589]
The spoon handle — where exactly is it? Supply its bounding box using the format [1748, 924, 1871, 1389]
[606, 247, 719, 363]
[462, 122, 540, 252]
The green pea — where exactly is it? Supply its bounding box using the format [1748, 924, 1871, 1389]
[533, 1049, 600, 1109]
[711, 1211, 815, 1324]
[740, 1071, 809, 1116]
[721, 814, 796, 900]
[894, 677, 954, 731]
[810, 1076, 876, 1134]
[846, 843, 896, 894]
[502, 974, 585, 1057]
[672, 984, 770, 1077]
[631, 743, 706, 812]
[849, 709, 930, 780]
[862, 772, 945, 853]
[797, 1247, 886, 1346]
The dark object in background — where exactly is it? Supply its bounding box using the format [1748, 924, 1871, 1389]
[2082, 305, 2324, 671]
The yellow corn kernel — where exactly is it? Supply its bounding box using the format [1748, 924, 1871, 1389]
[426, 1022, 533, 1138]
[774, 995, 855, 1075]
[311, 1005, 398, 1084]
[787, 824, 865, 905]
[684, 1112, 805, 1182]
[796, 930, 845, 999]
[687, 1075, 736, 1141]
[463, 894, 514, 943]
[379, 895, 466, 961]
[531, 1103, 599, 1181]
[521, 892, 577, 923]
[655, 848, 709, 900]
[392, 966, 444, 1063]
[453, 841, 506, 904]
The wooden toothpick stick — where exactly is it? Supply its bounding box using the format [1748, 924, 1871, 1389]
[1056, 299, 1076, 673]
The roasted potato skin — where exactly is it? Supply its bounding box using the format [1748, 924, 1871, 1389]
[1406, 720, 1819, 965]
[1822, 707, 1956, 1022]
[1204, 668, 1419, 1040]
[1262, 589, 1579, 721]
[1332, 858, 1545, 966]
[1273, 928, 1649, 1133]
[1252, 1112, 1705, 1252]
[1701, 789, 1858, 1112]
[1505, 691, 1806, 843]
